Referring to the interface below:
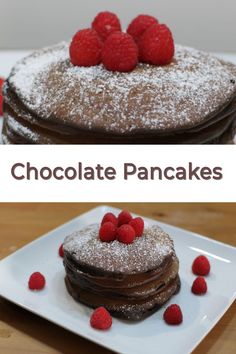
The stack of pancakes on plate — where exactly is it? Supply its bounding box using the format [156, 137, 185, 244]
[63, 224, 180, 320]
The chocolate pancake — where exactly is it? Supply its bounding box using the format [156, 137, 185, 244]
[63, 224, 180, 320]
[2, 43, 236, 144]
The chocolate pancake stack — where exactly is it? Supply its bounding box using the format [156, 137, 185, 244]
[2, 43, 236, 144]
[63, 224, 180, 320]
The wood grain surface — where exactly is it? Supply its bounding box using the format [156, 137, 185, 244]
[0, 203, 235, 354]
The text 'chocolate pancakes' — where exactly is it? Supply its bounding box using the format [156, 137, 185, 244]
[2, 43, 236, 144]
[63, 224, 180, 320]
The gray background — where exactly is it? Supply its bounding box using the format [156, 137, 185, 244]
[0, 0, 236, 51]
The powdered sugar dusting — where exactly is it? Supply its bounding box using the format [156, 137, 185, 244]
[7, 114, 40, 142]
[63, 224, 174, 274]
[7, 42, 236, 132]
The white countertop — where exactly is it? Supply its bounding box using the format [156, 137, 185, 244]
[1, 50, 236, 142]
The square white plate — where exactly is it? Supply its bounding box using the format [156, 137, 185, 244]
[0, 205, 235, 354]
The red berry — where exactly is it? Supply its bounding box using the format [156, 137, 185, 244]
[129, 217, 144, 237]
[0, 78, 4, 93]
[117, 224, 135, 244]
[59, 244, 64, 257]
[28, 272, 46, 290]
[92, 11, 121, 41]
[163, 304, 183, 325]
[192, 255, 210, 276]
[0, 78, 4, 116]
[117, 210, 133, 226]
[127, 14, 158, 43]
[99, 221, 117, 242]
[139, 23, 174, 65]
[69, 29, 103, 67]
[101, 212, 118, 226]
[102, 32, 138, 72]
[90, 307, 112, 330]
[191, 276, 207, 295]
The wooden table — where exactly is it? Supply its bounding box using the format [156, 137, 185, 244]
[0, 203, 235, 354]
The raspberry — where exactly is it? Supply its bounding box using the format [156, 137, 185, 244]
[101, 212, 118, 226]
[117, 224, 135, 244]
[127, 14, 158, 43]
[0, 78, 4, 91]
[163, 304, 183, 325]
[192, 255, 210, 276]
[92, 11, 121, 41]
[191, 276, 207, 295]
[117, 210, 133, 226]
[139, 23, 174, 65]
[0, 78, 4, 116]
[69, 29, 103, 67]
[99, 221, 117, 242]
[28, 272, 46, 290]
[129, 217, 144, 237]
[58, 244, 64, 257]
[102, 32, 138, 72]
[90, 307, 112, 330]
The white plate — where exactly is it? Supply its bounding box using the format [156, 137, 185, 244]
[0, 205, 235, 354]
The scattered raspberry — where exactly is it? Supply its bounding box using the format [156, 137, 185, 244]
[117, 224, 135, 244]
[102, 32, 138, 72]
[139, 23, 174, 65]
[99, 221, 117, 242]
[192, 255, 210, 276]
[0, 78, 4, 92]
[127, 14, 158, 43]
[129, 217, 144, 237]
[69, 29, 103, 67]
[117, 210, 133, 226]
[101, 212, 118, 226]
[28, 272, 46, 290]
[0, 77, 4, 116]
[163, 304, 183, 325]
[191, 276, 207, 295]
[58, 244, 64, 257]
[90, 307, 112, 330]
[92, 11, 121, 41]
